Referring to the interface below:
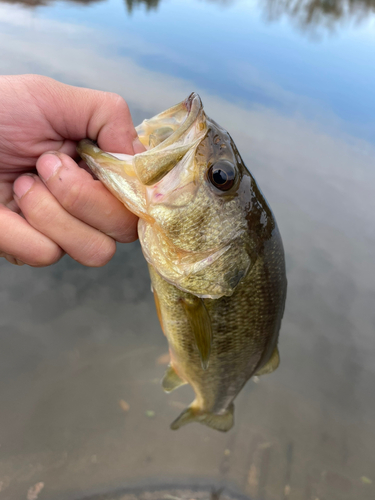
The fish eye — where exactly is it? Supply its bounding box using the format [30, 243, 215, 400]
[208, 161, 237, 192]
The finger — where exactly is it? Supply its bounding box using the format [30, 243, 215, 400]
[0, 204, 63, 267]
[28, 76, 147, 155]
[57, 139, 77, 158]
[13, 174, 117, 267]
[36, 152, 138, 243]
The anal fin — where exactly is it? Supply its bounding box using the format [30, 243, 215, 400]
[255, 347, 280, 376]
[181, 296, 212, 370]
[162, 365, 187, 393]
[170, 403, 234, 432]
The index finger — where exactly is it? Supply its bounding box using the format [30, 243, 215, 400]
[36, 152, 138, 243]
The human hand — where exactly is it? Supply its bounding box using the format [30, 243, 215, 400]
[0, 74, 145, 267]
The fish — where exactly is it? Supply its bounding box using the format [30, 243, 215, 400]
[77, 93, 287, 432]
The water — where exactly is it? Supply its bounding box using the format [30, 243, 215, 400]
[1, 0, 375, 499]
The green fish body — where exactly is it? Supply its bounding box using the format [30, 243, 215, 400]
[77, 93, 287, 432]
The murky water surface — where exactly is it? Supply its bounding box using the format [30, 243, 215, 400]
[1, 1, 375, 499]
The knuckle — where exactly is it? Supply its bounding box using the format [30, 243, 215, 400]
[21, 74, 43, 86]
[82, 235, 116, 267]
[21, 75, 52, 96]
[28, 195, 59, 228]
[115, 222, 138, 244]
[108, 93, 130, 116]
[29, 246, 64, 267]
[123, 228, 138, 243]
[60, 181, 87, 214]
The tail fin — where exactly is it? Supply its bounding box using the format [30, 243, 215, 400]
[170, 404, 234, 432]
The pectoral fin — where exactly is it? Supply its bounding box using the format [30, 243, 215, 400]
[255, 347, 280, 376]
[170, 403, 234, 432]
[181, 296, 212, 370]
[152, 288, 165, 335]
[162, 365, 187, 393]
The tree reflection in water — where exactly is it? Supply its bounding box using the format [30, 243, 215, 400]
[125, 0, 160, 12]
[0, 0, 103, 6]
[264, 0, 375, 30]
[0, 0, 160, 8]
[1, 0, 375, 31]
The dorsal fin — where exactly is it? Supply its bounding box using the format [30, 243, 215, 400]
[181, 296, 212, 370]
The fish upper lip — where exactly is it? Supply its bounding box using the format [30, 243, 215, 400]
[183, 92, 203, 121]
[183, 92, 203, 117]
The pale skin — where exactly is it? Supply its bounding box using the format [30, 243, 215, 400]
[0, 74, 145, 267]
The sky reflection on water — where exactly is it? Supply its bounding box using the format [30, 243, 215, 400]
[13, 0, 375, 145]
[0, 0, 375, 499]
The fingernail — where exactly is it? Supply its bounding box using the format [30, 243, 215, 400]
[38, 153, 62, 181]
[132, 137, 146, 154]
[13, 175, 35, 199]
[3, 254, 25, 266]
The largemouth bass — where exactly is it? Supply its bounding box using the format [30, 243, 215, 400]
[77, 93, 287, 432]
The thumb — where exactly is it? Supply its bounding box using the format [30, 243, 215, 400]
[28, 75, 146, 155]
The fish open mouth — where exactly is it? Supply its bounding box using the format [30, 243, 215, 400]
[131, 93, 206, 186]
[76, 93, 207, 216]
[136, 92, 204, 152]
